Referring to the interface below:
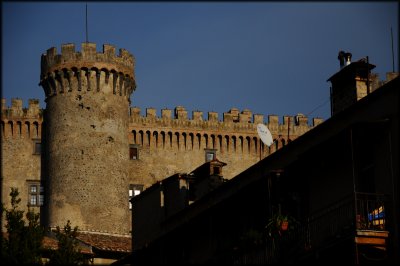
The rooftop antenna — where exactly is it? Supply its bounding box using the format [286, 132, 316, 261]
[391, 26, 395, 72]
[85, 3, 89, 43]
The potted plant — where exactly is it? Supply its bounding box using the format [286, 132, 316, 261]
[265, 213, 295, 237]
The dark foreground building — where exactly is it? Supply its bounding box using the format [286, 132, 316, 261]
[126, 55, 399, 264]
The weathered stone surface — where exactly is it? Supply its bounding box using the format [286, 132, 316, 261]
[1, 43, 322, 235]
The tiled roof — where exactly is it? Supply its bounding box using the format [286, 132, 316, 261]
[3, 231, 131, 255]
[76, 232, 132, 253]
[42, 235, 93, 255]
[42, 235, 59, 250]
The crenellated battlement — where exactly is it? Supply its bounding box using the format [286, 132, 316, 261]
[39, 43, 136, 99]
[1, 98, 43, 139]
[129, 106, 323, 136]
[1, 98, 43, 120]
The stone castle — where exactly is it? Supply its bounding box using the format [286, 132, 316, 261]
[1, 43, 323, 236]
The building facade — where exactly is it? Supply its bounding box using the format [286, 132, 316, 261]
[1, 42, 321, 241]
[128, 55, 400, 264]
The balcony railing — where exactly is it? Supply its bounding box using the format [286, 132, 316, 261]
[232, 192, 390, 264]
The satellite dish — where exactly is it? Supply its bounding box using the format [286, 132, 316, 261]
[257, 123, 273, 147]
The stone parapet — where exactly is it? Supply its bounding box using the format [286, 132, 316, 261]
[39, 43, 136, 99]
[128, 106, 322, 136]
[1, 98, 43, 119]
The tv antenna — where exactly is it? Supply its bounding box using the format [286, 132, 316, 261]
[257, 123, 274, 160]
[85, 3, 89, 43]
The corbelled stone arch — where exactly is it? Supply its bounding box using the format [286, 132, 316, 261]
[33, 121, 39, 138]
[246, 136, 251, 154]
[81, 67, 90, 92]
[54, 70, 64, 94]
[203, 134, 209, 149]
[211, 134, 216, 149]
[6, 121, 13, 137]
[25, 121, 31, 138]
[239, 136, 244, 153]
[225, 135, 230, 152]
[118, 72, 124, 96]
[145, 130, 151, 147]
[182, 132, 187, 150]
[16, 121, 22, 137]
[153, 131, 159, 148]
[139, 130, 144, 146]
[160, 131, 166, 148]
[89, 67, 99, 92]
[61, 68, 72, 92]
[110, 70, 117, 95]
[70, 67, 80, 92]
[131, 130, 137, 144]
[175, 132, 180, 150]
[189, 132, 194, 150]
[1, 121, 6, 137]
[218, 135, 223, 153]
[232, 135, 237, 152]
[196, 133, 201, 150]
[167, 131, 173, 148]
[253, 137, 258, 155]
[48, 72, 57, 96]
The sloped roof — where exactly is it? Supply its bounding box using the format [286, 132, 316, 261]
[76, 232, 131, 253]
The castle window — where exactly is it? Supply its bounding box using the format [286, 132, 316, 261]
[33, 140, 41, 155]
[129, 144, 139, 160]
[28, 182, 44, 207]
[205, 149, 217, 162]
[129, 184, 143, 209]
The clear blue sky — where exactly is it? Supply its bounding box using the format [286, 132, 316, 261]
[2, 1, 398, 122]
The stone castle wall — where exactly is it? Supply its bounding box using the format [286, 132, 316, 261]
[1, 98, 43, 229]
[1, 97, 323, 233]
[1, 42, 323, 235]
[126, 106, 322, 187]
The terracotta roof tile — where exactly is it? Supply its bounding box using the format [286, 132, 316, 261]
[76, 232, 132, 253]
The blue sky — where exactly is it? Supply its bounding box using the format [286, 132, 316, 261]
[2, 1, 398, 122]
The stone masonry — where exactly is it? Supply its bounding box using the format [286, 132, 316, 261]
[1, 42, 323, 236]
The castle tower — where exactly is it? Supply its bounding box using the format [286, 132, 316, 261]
[39, 43, 136, 234]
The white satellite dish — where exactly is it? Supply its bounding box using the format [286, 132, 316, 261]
[257, 123, 273, 147]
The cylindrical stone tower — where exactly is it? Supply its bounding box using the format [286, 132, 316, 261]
[39, 43, 136, 235]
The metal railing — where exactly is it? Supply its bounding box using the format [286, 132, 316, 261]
[232, 192, 390, 264]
